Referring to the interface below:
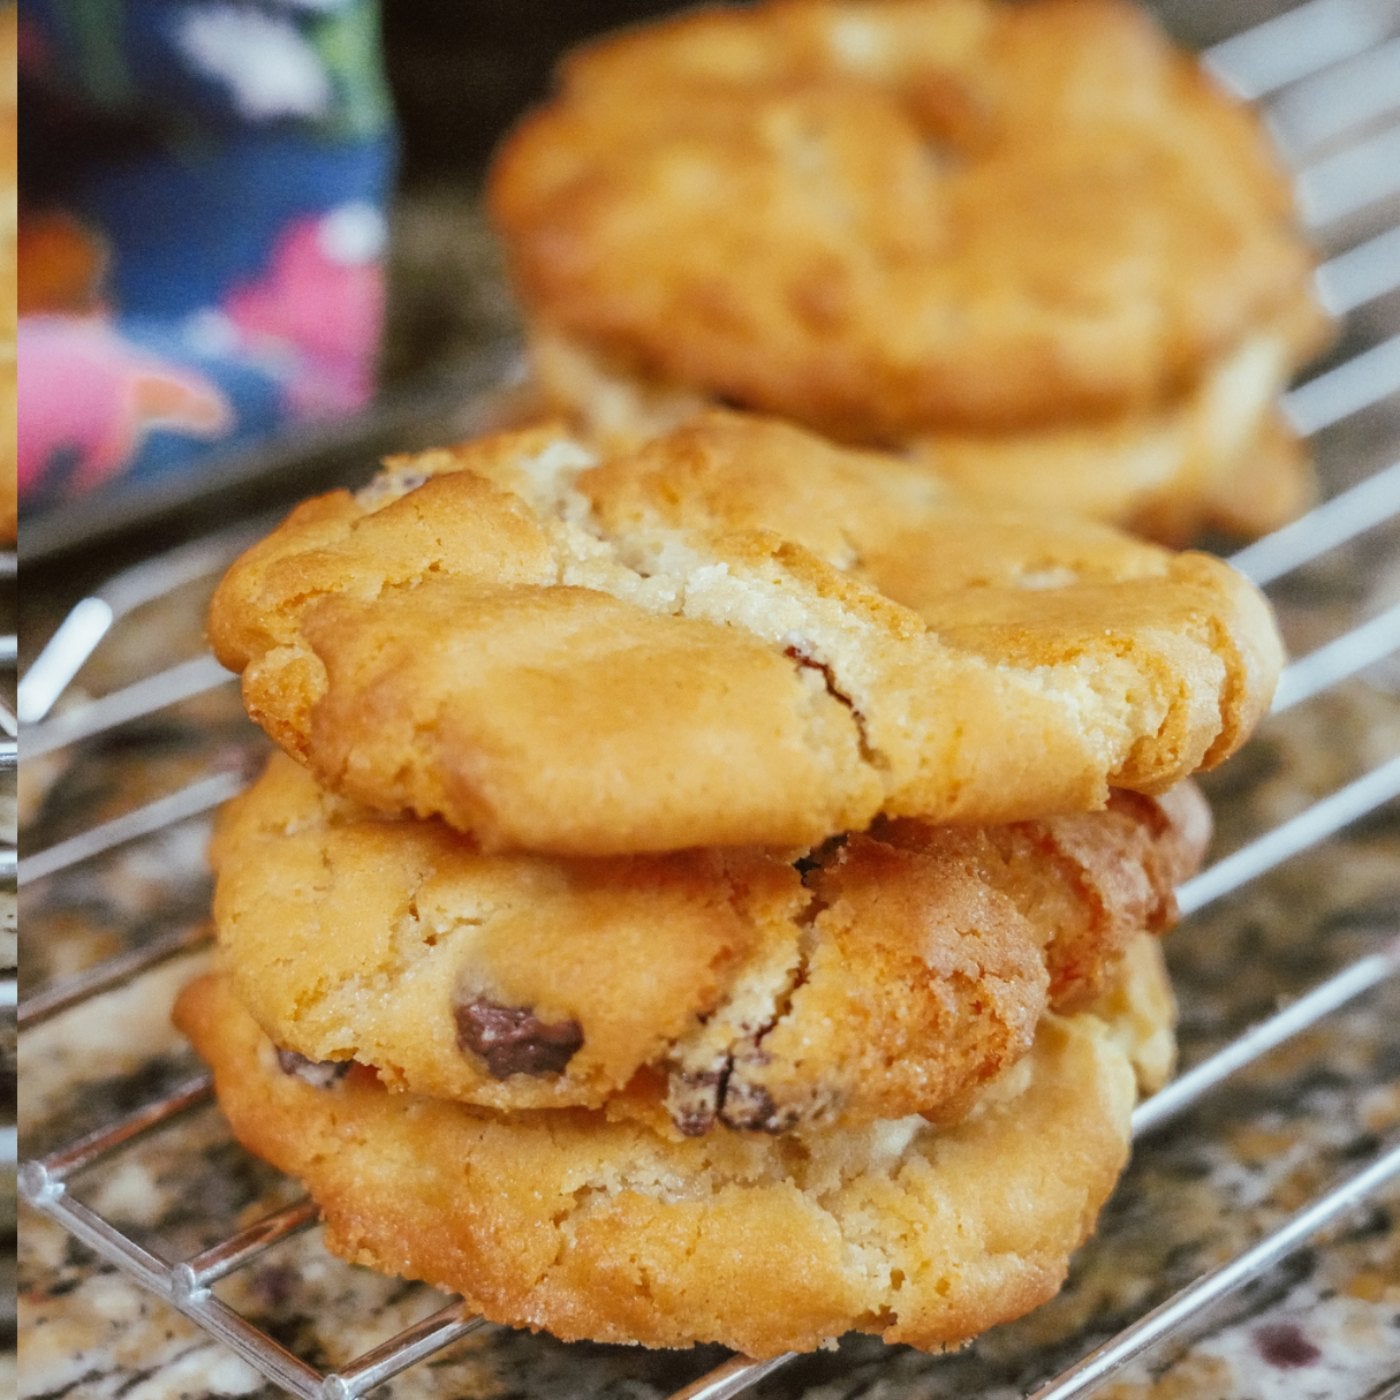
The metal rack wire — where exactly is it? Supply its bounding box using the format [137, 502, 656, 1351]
[1, 549, 16, 747]
[15, 2, 1400, 1396]
[2, 543, 16, 1192]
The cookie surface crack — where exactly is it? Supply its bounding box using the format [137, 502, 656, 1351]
[667, 850, 835, 1136]
[509, 444, 892, 785]
[784, 643, 877, 766]
[716, 872, 826, 1134]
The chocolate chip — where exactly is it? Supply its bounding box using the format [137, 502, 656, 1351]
[667, 1056, 800, 1135]
[454, 996, 583, 1078]
[719, 1078, 798, 1135]
[667, 1068, 723, 1137]
[275, 1047, 351, 1089]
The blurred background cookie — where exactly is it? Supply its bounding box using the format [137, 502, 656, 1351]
[490, 0, 1332, 543]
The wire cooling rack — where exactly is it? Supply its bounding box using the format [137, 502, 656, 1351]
[15, 2, 1400, 1396]
[1, 545, 16, 817]
[3, 543, 18, 1153]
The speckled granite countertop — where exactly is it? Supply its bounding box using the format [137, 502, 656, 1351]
[16, 184, 1400, 1397]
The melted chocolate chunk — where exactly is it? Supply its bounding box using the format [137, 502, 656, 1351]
[455, 996, 583, 1078]
[719, 1078, 798, 1135]
[667, 1057, 801, 1136]
[275, 1047, 351, 1089]
[667, 1068, 723, 1137]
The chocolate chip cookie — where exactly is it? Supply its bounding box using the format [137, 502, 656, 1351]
[208, 415, 1281, 855]
[210, 751, 1205, 1133]
[176, 932, 1172, 1356]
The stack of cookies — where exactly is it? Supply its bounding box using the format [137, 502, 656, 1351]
[178, 412, 1283, 1354]
[489, 0, 1332, 544]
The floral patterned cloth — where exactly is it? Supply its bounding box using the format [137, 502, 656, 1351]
[17, 0, 395, 513]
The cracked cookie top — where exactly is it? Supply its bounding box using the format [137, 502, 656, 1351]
[209, 413, 1281, 855]
[210, 751, 1205, 1132]
[176, 940, 1170, 1355]
[489, 0, 1324, 438]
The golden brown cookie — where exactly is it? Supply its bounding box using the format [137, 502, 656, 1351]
[210, 751, 1207, 1132]
[490, 0, 1331, 540]
[208, 415, 1281, 855]
[176, 940, 1171, 1356]
[532, 333, 1317, 546]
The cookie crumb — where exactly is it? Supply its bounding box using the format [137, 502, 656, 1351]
[274, 1047, 350, 1089]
